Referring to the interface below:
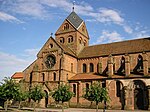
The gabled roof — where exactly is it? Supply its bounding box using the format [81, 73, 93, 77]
[37, 36, 77, 58]
[66, 11, 83, 29]
[11, 72, 24, 79]
[78, 37, 150, 58]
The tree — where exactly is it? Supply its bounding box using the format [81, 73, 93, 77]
[51, 84, 74, 112]
[83, 82, 110, 112]
[29, 85, 45, 112]
[13, 84, 28, 109]
[0, 77, 18, 111]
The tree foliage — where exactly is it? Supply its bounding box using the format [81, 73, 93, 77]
[51, 84, 74, 112]
[29, 85, 45, 102]
[0, 77, 19, 111]
[29, 85, 45, 112]
[83, 82, 109, 112]
[51, 84, 73, 103]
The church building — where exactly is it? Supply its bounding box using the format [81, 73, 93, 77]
[22, 11, 150, 110]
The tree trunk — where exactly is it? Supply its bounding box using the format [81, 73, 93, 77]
[96, 103, 99, 112]
[62, 102, 64, 112]
[34, 101, 36, 112]
[18, 101, 21, 110]
[5, 99, 9, 111]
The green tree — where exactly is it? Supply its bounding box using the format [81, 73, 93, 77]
[13, 84, 28, 109]
[83, 82, 110, 112]
[51, 84, 74, 112]
[29, 85, 45, 112]
[0, 77, 18, 111]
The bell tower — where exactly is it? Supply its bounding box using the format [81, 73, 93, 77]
[55, 11, 89, 55]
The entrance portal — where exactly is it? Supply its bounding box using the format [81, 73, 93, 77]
[134, 88, 144, 109]
[133, 80, 148, 110]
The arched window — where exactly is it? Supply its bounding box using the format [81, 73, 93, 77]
[82, 26, 85, 32]
[53, 73, 56, 81]
[64, 23, 69, 30]
[83, 63, 87, 73]
[68, 35, 73, 43]
[42, 73, 45, 81]
[138, 55, 143, 70]
[117, 56, 125, 75]
[83, 40, 86, 46]
[71, 63, 73, 72]
[90, 63, 94, 72]
[79, 37, 82, 44]
[60, 37, 65, 43]
[86, 83, 89, 93]
[73, 84, 76, 97]
[49, 44, 53, 48]
[116, 81, 122, 97]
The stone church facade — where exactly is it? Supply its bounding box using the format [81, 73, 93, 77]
[23, 11, 150, 110]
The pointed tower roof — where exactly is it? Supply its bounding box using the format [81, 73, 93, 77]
[66, 11, 83, 29]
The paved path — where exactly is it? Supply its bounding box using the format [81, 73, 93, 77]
[23, 107, 149, 112]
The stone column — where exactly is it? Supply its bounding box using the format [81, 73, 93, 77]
[143, 52, 148, 76]
[108, 55, 113, 77]
[125, 54, 130, 77]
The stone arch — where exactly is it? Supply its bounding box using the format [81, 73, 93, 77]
[117, 56, 125, 75]
[127, 80, 148, 110]
[133, 54, 143, 74]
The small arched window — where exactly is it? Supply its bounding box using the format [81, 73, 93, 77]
[53, 73, 56, 81]
[68, 35, 73, 43]
[49, 44, 53, 48]
[83, 63, 87, 73]
[60, 37, 65, 43]
[64, 23, 69, 30]
[90, 63, 94, 72]
[71, 63, 73, 72]
[79, 37, 82, 44]
[83, 40, 86, 46]
[138, 55, 143, 70]
[86, 83, 89, 93]
[42, 73, 45, 81]
[73, 84, 76, 97]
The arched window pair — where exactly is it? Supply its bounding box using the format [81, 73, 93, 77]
[64, 23, 69, 30]
[83, 63, 94, 73]
[68, 35, 73, 43]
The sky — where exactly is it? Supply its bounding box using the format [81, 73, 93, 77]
[0, 0, 150, 81]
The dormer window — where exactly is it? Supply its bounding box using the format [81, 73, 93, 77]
[64, 23, 69, 30]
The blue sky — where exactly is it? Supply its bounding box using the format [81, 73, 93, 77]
[0, 0, 150, 81]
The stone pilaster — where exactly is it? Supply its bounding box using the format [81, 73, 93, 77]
[143, 52, 148, 76]
[147, 86, 150, 110]
[108, 55, 113, 77]
[125, 54, 130, 77]
[77, 81, 82, 106]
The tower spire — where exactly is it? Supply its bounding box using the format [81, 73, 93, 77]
[72, 1, 75, 12]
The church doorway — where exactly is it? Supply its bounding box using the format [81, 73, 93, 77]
[44, 90, 48, 108]
[133, 80, 148, 110]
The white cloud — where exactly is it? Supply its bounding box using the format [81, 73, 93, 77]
[123, 25, 133, 34]
[0, 48, 39, 81]
[97, 8, 124, 24]
[94, 30, 123, 44]
[0, 11, 23, 23]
